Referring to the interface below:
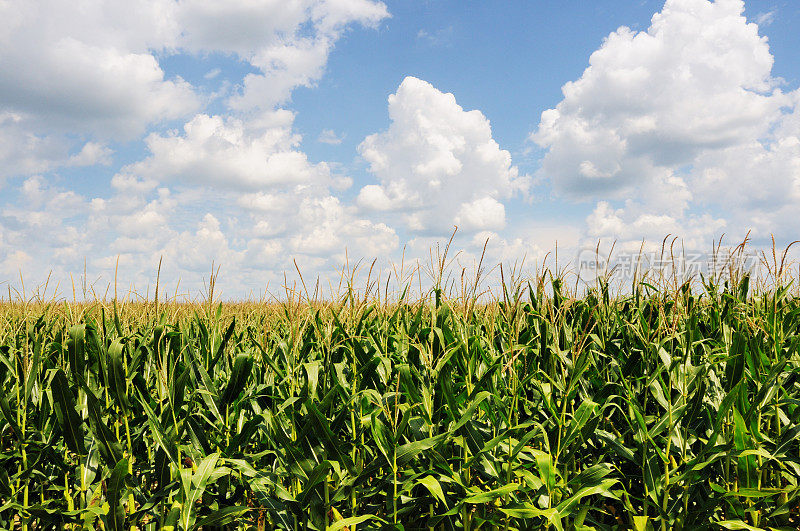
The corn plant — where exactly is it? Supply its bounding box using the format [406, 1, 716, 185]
[1, 260, 800, 529]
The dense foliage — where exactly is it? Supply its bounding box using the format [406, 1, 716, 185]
[2, 273, 800, 530]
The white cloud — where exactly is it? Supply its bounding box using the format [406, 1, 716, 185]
[0, 177, 93, 284]
[68, 142, 114, 167]
[585, 201, 726, 252]
[119, 105, 400, 270]
[204, 68, 222, 80]
[534, 0, 785, 197]
[288, 196, 397, 257]
[0, 0, 388, 139]
[164, 214, 242, 273]
[318, 129, 345, 144]
[357, 76, 530, 234]
[0, 250, 32, 281]
[0, 0, 398, 297]
[0, 0, 192, 181]
[533, 0, 800, 247]
[417, 26, 454, 47]
[127, 112, 331, 190]
[755, 10, 775, 26]
[0, 1, 197, 139]
[0, 115, 70, 178]
[11, 0, 798, 298]
[109, 126, 398, 285]
[176, 0, 387, 57]
[0, 117, 114, 178]
[357, 185, 394, 211]
[119, 0, 390, 193]
[454, 197, 506, 232]
[110, 174, 159, 194]
[0, 0, 388, 181]
[189, 0, 390, 111]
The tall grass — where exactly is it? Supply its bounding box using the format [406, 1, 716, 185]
[1, 242, 800, 529]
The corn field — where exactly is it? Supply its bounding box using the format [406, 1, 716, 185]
[2, 264, 800, 529]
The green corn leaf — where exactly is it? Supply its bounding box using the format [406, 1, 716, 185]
[187, 346, 224, 423]
[464, 483, 518, 504]
[0, 396, 21, 441]
[106, 458, 129, 531]
[715, 520, 766, 530]
[555, 478, 619, 517]
[85, 391, 123, 467]
[500, 505, 562, 530]
[221, 353, 254, 406]
[210, 318, 236, 369]
[181, 452, 221, 530]
[50, 368, 85, 455]
[67, 324, 85, 379]
[171, 364, 191, 412]
[136, 389, 178, 465]
[451, 390, 492, 432]
[532, 449, 556, 492]
[329, 515, 387, 531]
[297, 460, 333, 506]
[307, 402, 351, 468]
[567, 464, 612, 489]
[631, 515, 650, 531]
[107, 340, 129, 413]
[161, 501, 181, 531]
[559, 400, 599, 452]
[416, 475, 447, 507]
[194, 507, 249, 528]
[396, 433, 448, 466]
[302, 360, 321, 400]
[370, 413, 393, 465]
[23, 336, 41, 405]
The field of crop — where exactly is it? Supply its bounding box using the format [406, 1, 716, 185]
[2, 258, 800, 530]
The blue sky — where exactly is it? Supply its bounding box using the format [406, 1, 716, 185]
[1, 0, 799, 299]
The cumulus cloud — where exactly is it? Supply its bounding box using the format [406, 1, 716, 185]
[0, 0, 388, 138]
[182, 0, 390, 111]
[0, 0, 400, 297]
[0, 0, 388, 181]
[0, 169, 398, 298]
[119, 107, 398, 272]
[127, 112, 331, 190]
[533, 0, 785, 196]
[584, 200, 726, 253]
[0, 177, 93, 284]
[357, 76, 530, 234]
[533, 0, 800, 247]
[289, 196, 397, 257]
[12, 0, 799, 298]
[0, 117, 114, 178]
[165, 214, 242, 273]
[454, 198, 506, 232]
[0, 1, 197, 140]
[0, 0, 191, 182]
[68, 142, 114, 167]
[0, 116, 71, 178]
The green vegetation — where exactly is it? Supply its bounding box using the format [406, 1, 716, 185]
[2, 252, 800, 529]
